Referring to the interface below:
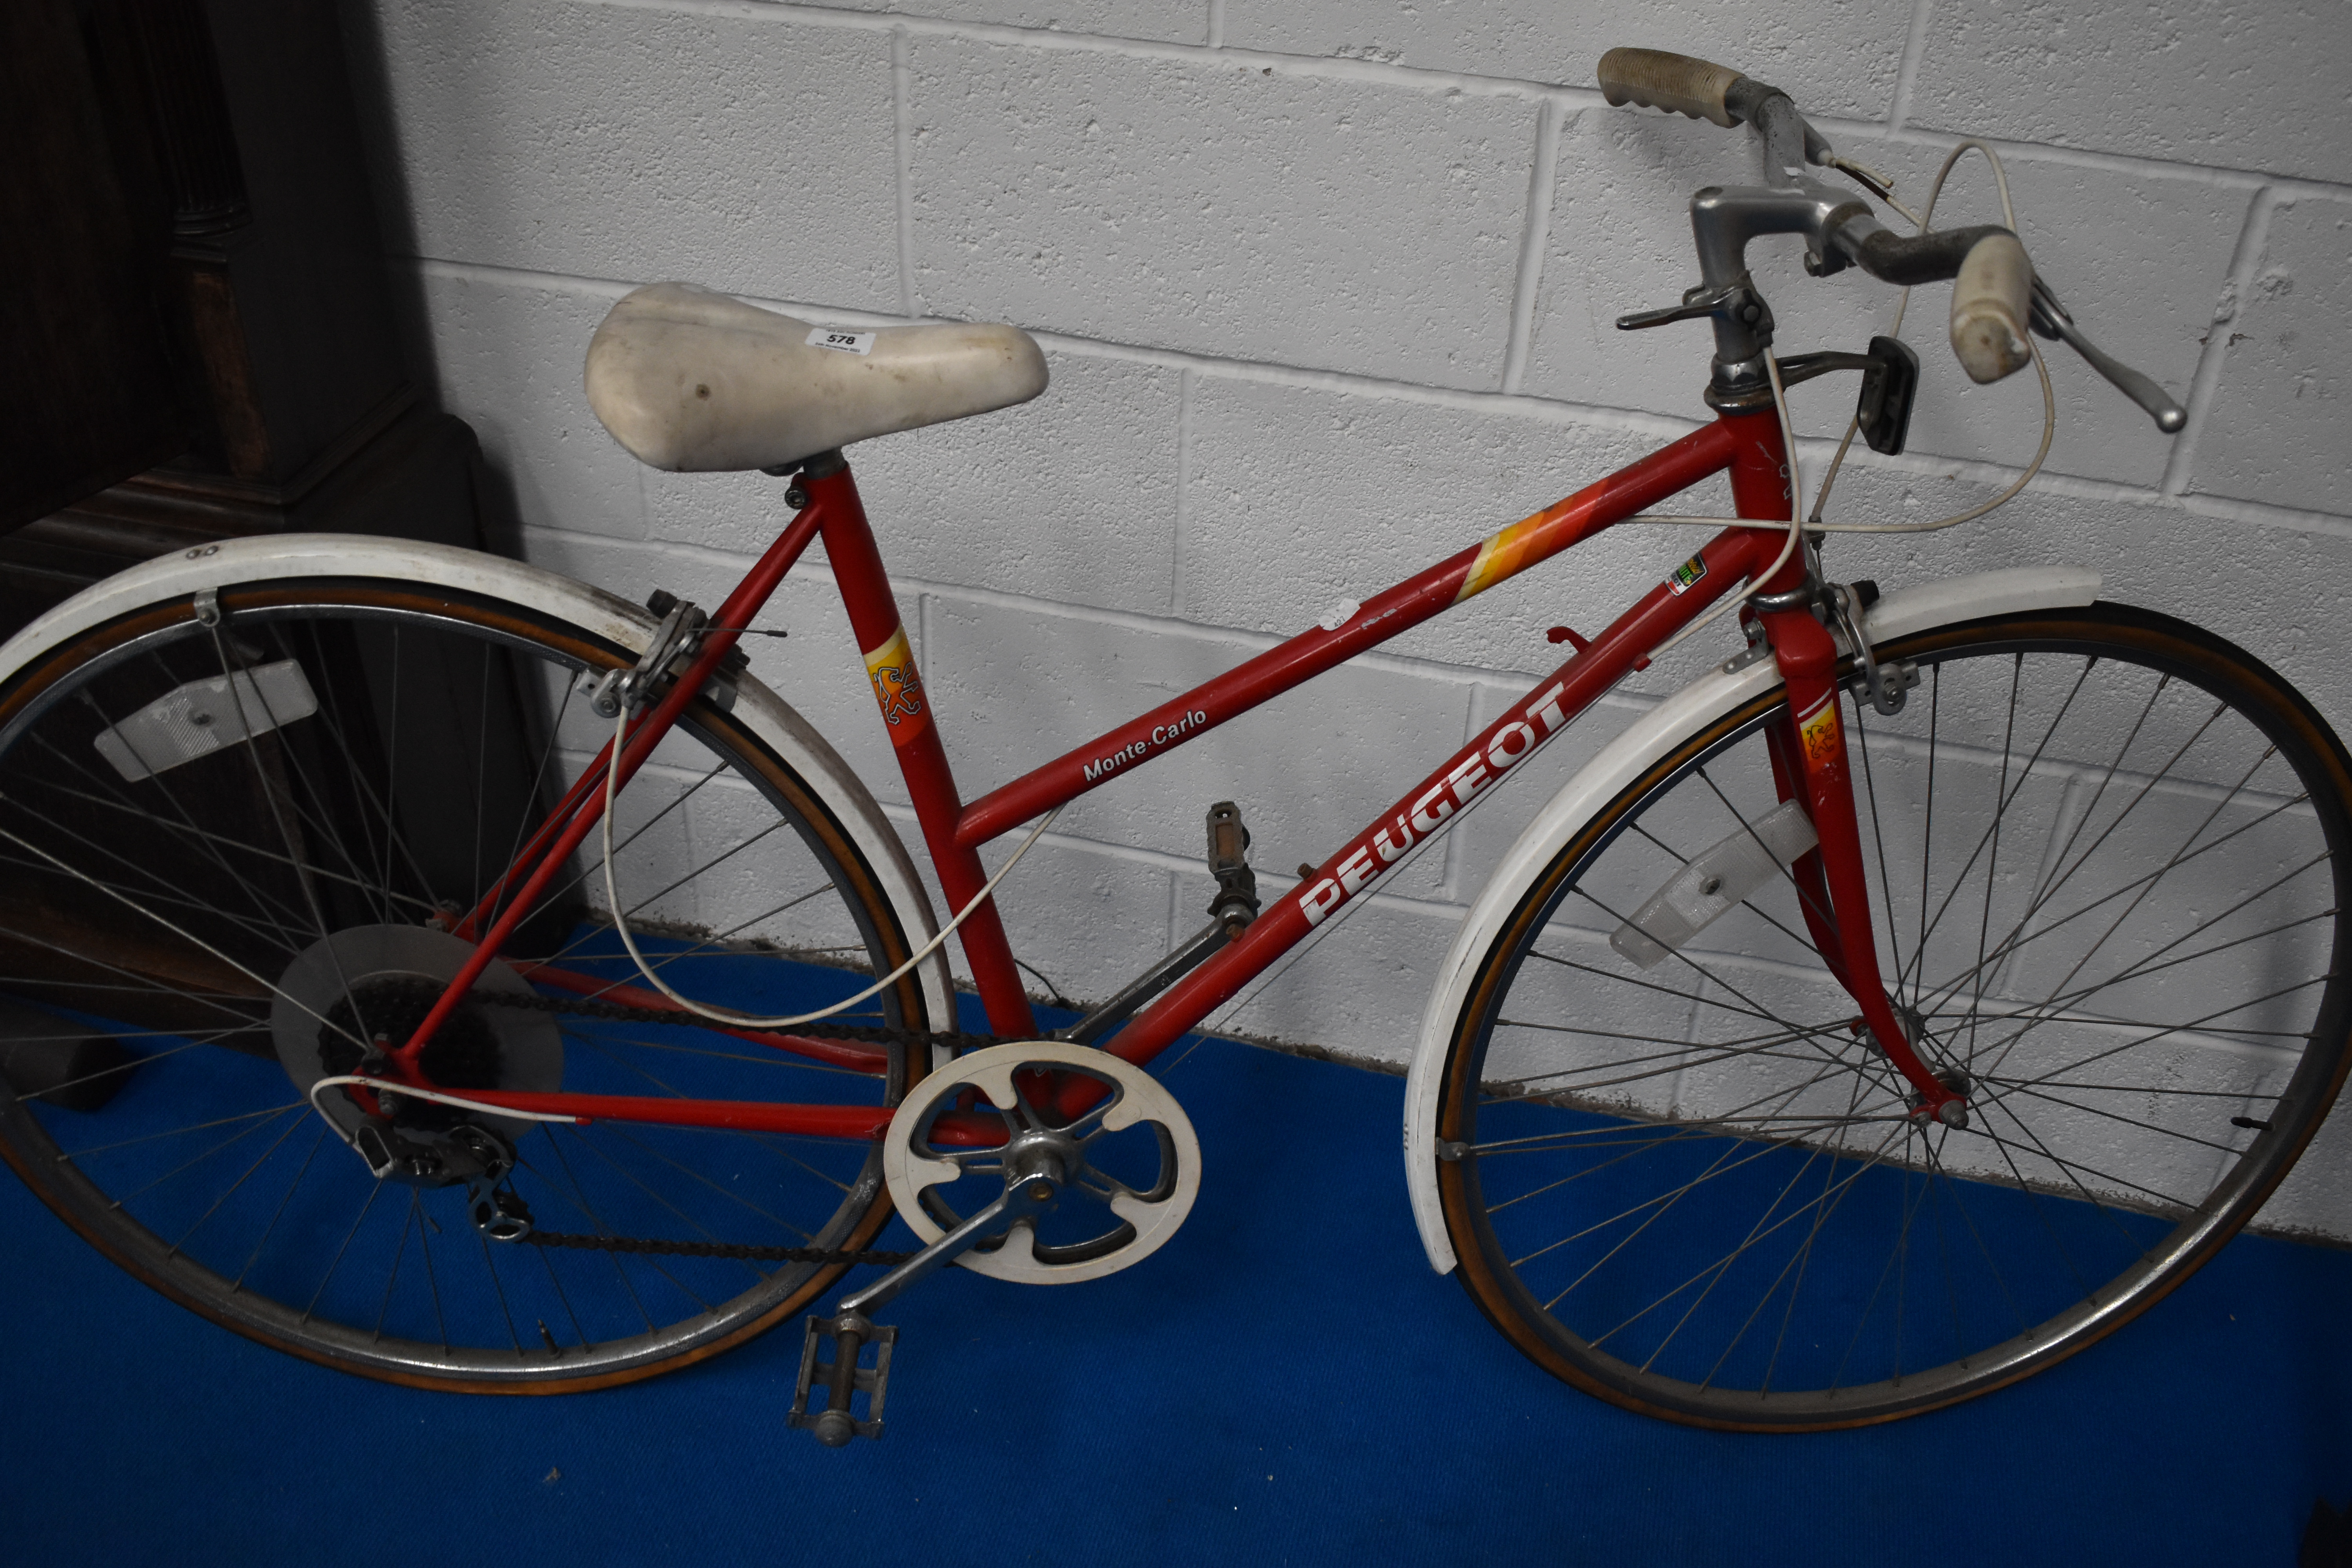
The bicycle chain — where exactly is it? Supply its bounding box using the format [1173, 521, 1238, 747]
[393, 981, 1011, 1267]
[517, 1230, 917, 1265]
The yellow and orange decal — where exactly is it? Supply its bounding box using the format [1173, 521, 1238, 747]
[1453, 494, 1603, 604]
[1455, 509, 1549, 603]
[1797, 690, 1841, 772]
[863, 625, 930, 747]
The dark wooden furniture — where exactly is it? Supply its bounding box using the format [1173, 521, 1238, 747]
[0, 1, 524, 1068]
[0, 0, 492, 639]
[0, 0, 184, 534]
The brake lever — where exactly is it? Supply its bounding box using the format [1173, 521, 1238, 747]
[2028, 277, 2187, 434]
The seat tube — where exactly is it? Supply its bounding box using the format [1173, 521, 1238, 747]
[804, 459, 1039, 1039]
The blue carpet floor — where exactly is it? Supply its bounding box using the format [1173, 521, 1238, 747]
[1, 989, 2346, 1566]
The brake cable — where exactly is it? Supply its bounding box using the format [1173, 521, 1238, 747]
[1802, 138, 2055, 534]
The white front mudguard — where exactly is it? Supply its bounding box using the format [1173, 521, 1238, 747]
[1400, 566, 2103, 1272]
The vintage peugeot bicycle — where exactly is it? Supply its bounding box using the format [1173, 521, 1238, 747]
[1, 47, 2344, 1443]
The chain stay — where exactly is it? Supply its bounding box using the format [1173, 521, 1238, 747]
[359, 978, 1004, 1263]
[480, 984, 1007, 1055]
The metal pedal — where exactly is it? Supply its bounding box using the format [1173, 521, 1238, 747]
[1063, 801, 1258, 1044]
[787, 1310, 897, 1446]
[1204, 800, 1260, 937]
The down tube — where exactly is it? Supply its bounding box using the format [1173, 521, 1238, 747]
[1109, 524, 1778, 1069]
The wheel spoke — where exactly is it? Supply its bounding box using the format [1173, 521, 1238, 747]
[0, 592, 919, 1388]
[1898, 655, 2096, 1002]
[1445, 626, 2347, 1422]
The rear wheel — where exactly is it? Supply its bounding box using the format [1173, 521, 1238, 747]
[0, 576, 933, 1390]
[1438, 604, 2352, 1428]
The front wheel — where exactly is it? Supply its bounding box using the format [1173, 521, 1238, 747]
[1437, 603, 2352, 1429]
[0, 571, 936, 1390]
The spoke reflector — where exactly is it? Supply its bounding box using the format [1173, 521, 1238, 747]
[93, 660, 319, 781]
[1612, 799, 1818, 969]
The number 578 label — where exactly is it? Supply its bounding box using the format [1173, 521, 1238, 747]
[805, 327, 877, 356]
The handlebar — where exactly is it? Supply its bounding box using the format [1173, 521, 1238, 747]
[1597, 46, 2183, 422]
[1597, 49, 1827, 188]
[1595, 47, 1744, 128]
[1948, 231, 2034, 383]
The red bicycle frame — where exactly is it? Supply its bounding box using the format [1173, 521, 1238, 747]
[393, 401, 1960, 1140]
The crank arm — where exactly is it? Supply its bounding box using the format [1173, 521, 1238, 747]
[838, 1172, 1053, 1317]
[1063, 919, 1226, 1045]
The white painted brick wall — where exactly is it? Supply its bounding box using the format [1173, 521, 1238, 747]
[349, 0, 2352, 1233]
[1223, 0, 1916, 117]
[2192, 192, 2352, 517]
[903, 36, 1532, 385]
[377, 0, 902, 306]
[1909, 0, 2352, 183]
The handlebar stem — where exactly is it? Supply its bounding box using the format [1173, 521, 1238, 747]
[1688, 179, 1869, 372]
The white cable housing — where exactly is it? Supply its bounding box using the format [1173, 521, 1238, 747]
[599, 703, 1058, 1031]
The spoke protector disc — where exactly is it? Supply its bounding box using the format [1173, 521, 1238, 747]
[882, 1041, 1200, 1284]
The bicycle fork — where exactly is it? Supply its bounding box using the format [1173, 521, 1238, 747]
[1756, 599, 1967, 1125]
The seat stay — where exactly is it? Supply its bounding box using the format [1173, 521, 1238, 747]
[398, 500, 832, 1070]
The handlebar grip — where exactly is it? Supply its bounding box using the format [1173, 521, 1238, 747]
[1949, 232, 2035, 384]
[1597, 48, 1745, 129]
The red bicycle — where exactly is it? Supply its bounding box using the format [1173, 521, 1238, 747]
[1, 49, 2343, 1441]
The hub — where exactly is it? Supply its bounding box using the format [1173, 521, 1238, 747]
[270, 924, 564, 1149]
[1911, 1066, 1975, 1130]
[1001, 1130, 1071, 1207]
[319, 975, 505, 1121]
[1849, 1004, 1972, 1127]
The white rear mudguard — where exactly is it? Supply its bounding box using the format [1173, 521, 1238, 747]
[1400, 566, 2103, 1272]
[0, 534, 957, 1034]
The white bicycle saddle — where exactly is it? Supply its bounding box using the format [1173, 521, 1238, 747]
[584, 282, 1048, 472]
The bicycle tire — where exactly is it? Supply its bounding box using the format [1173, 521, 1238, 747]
[1437, 602, 2352, 1429]
[0, 570, 934, 1391]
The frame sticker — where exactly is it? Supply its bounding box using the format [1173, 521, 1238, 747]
[1797, 690, 1840, 770]
[807, 327, 877, 356]
[863, 626, 929, 746]
[1667, 555, 1708, 596]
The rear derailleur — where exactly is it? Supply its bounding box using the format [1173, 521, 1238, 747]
[350, 1097, 534, 1241]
